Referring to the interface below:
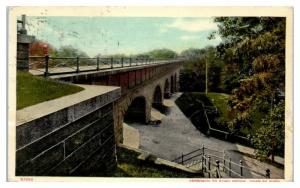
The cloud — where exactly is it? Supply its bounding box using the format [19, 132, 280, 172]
[163, 18, 218, 32]
[180, 35, 200, 41]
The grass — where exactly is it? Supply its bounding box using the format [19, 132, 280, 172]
[17, 71, 84, 110]
[175, 92, 231, 131]
[175, 92, 265, 145]
[112, 147, 201, 178]
[206, 93, 230, 121]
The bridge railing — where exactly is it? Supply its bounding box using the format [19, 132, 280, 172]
[28, 56, 183, 77]
[171, 145, 271, 179]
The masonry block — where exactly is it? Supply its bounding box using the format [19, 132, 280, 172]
[16, 87, 119, 176]
[16, 143, 64, 176]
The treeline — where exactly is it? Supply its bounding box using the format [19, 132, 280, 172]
[179, 47, 225, 93]
[29, 41, 178, 69]
[29, 40, 177, 60]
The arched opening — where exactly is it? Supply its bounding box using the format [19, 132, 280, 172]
[124, 96, 146, 123]
[174, 73, 177, 92]
[164, 79, 170, 98]
[152, 85, 163, 109]
[171, 75, 174, 93]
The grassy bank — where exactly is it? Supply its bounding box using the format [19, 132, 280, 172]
[175, 92, 230, 132]
[113, 147, 201, 178]
[17, 71, 84, 110]
[175, 92, 266, 145]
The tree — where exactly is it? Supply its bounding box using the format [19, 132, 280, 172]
[253, 101, 285, 162]
[56, 45, 89, 58]
[54, 45, 92, 66]
[212, 17, 285, 158]
[29, 39, 58, 69]
[179, 46, 224, 92]
[29, 39, 56, 56]
[136, 49, 178, 59]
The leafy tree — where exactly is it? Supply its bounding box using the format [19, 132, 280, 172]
[253, 101, 285, 162]
[179, 46, 224, 92]
[180, 48, 205, 61]
[53, 45, 92, 66]
[56, 45, 90, 58]
[29, 39, 58, 68]
[136, 49, 178, 59]
[212, 17, 285, 157]
[29, 39, 57, 56]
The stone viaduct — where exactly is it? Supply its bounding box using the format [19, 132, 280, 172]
[56, 61, 182, 144]
[15, 58, 183, 176]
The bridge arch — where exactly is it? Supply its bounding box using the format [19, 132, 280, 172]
[164, 79, 170, 98]
[124, 96, 147, 123]
[174, 73, 177, 92]
[152, 85, 163, 109]
[171, 75, 175, 94]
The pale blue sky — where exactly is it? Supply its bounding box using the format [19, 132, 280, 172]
[26, 16, 221, 57]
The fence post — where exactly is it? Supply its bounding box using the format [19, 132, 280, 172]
[201, 154, 204, 172]
[216, 160, 220, 178]
[44, 55, 49, 77]
[266, 169, 271, 178]
[96, 57, 99, 70]
[240, 160, 243, 177]
[202, 144, 205, 155]
[181, 153, 184, 165]
[229, 157, 232, 177]
[223, 150, 226, 172]
[204, 155, 207, 172]
[111, 57, 113, 69]
[76, 57, 79, 73]
[208, 156, 211, 178]
[121, 57, 124, 67]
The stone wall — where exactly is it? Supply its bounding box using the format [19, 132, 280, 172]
[17, 34, 34, 71]
[16, 88, 120, 176]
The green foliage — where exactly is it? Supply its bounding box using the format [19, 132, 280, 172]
[179, 46, 224, 92]
[175, 92, 230, 133]
[253, 101, 285, 160]
[135, 48, 178, 59]
[212, 17, 285, 157]
[101, 54, 129, 58]
[54, 45, 90, 58]
[17, 71, 84, 109]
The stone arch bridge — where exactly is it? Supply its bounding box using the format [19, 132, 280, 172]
[54, 60, 182, 144]
[16, 59, 182, 176]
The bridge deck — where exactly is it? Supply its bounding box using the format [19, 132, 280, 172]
[29, 60, 183, 78]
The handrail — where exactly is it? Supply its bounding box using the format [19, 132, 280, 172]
[172, 148, 203, 162]
[222, 165, 242, 177]
[173, 144, 271, 179]
[182, 152, 203, 163]
[195, 99, 250, 143]
[28, 56, 183, 77]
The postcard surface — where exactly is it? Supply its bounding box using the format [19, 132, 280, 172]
[8, 6, 293, 182]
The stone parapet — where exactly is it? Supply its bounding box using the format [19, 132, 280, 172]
[17, 34, 35, 71]
[15, 85, 121, 176]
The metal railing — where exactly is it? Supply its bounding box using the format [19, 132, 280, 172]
[172, 145, 271, 179]
[29, 56, 183, 77]
[192, 100, 250, 144]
